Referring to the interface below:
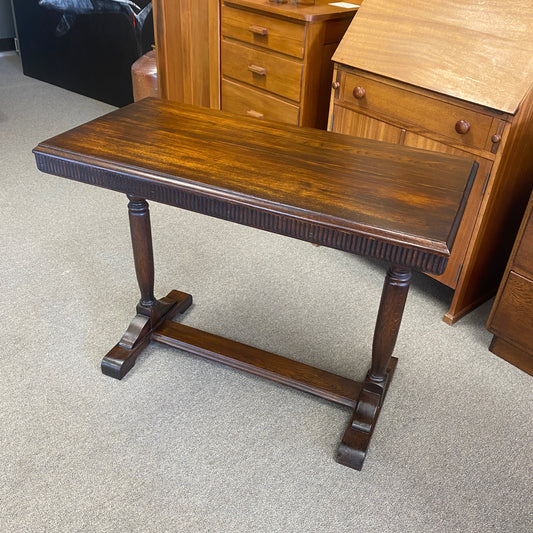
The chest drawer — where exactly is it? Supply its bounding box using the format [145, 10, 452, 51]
[221, 79, 300, 124]
[221, 4, 305, 59]
[222, 40, 303, 102]
[338, 70, 501, 151]
[489, 271, 533, 355]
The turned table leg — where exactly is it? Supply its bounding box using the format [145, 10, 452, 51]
[128, 195, 156, 311]
[101, 196, 192, 379]
[336, 264, 411, 470]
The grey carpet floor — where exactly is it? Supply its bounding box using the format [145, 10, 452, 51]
[0, 54, 531, 533]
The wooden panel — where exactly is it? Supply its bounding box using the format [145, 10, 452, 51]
[221, 4, 305, 58]
[153, 0, 219, 107]
[221, 40, 303, 102]
[514, 208, 533, 277]
[489, 271, 533, 355]
[330, 105, 403, 144]
[333, 0, 533, 113]
[339, 70, 500, 151]
[221, 78, 300, 124]
[298, 20, 352, 129]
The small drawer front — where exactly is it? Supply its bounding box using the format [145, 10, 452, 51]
[514, 209, 533, 277]
[338, 70, 498, 151]
[222, 40, 303, 102]
[221, 79, 300, 125]
[490, 271, 533, 355]
[221, 5, 305, 59]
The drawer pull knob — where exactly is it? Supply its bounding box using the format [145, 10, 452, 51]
[248, 64, 267, 76]
[352, 86, 366, 99]
[455, 120, 471, 134]
[332, 81, 340, 90]
[246, 110, 264, 119]
[249, 25, 268, 36]
[491, 134, 502, 144]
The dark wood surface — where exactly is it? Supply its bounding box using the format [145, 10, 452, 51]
[34, 98, 476, 273]
[33, 98, 477, 470]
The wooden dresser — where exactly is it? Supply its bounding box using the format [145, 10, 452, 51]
[220, 0, 357, 128]
[328, 0, 533, 323]
[487, 190, 533, 376]
[153, 0, 358, 129]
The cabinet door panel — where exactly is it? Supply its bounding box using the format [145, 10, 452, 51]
[403, 131, 491, 288]
[330, 105, 403, 143]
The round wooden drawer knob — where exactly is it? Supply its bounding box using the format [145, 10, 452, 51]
[491, 134, 502, 144]
[455, 120, 471, 134]
[352, 86, 366, 99]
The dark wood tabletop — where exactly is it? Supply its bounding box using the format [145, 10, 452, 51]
[34, 98, 476, 273]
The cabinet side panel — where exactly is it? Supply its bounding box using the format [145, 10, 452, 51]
[446, 88, 533, 322]
[154, 0, 215, 107]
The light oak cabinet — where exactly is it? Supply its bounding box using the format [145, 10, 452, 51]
[154, 0, 357, 128]
[487, 190, 533, 376]
[328, 0, 533, 323]
[220, 0, 357, 128]
[220, 0, 357, 129]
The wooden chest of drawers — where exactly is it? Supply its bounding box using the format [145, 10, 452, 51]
[328, 0, 533, 324]
[487, 190, 533, 375]
[220, 0, 357, 128]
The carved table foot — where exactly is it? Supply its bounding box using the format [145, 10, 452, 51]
[336, 357, 398, 470]
[101, 290, 192, 379]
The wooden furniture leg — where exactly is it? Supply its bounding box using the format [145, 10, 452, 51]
[336, 265, 411, 470]
[101, 196, 193, 379]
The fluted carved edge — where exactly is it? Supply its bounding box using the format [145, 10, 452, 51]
[34, 154, 449, 274]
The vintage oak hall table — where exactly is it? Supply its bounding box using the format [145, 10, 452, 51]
[33, 99, 476, 470]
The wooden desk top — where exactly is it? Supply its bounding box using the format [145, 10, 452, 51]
[33, 98, 476, 274]
[333, 0, 533, 113]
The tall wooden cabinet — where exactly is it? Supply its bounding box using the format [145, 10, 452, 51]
[220, 0, 356, 128]
[328, 0, 533, 324]
[153, 0, 357, 129]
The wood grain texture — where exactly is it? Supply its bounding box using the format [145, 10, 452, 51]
[33, 99, 477, 274]
[333, 0, 533, 113]
[154, 0, 220, 107]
